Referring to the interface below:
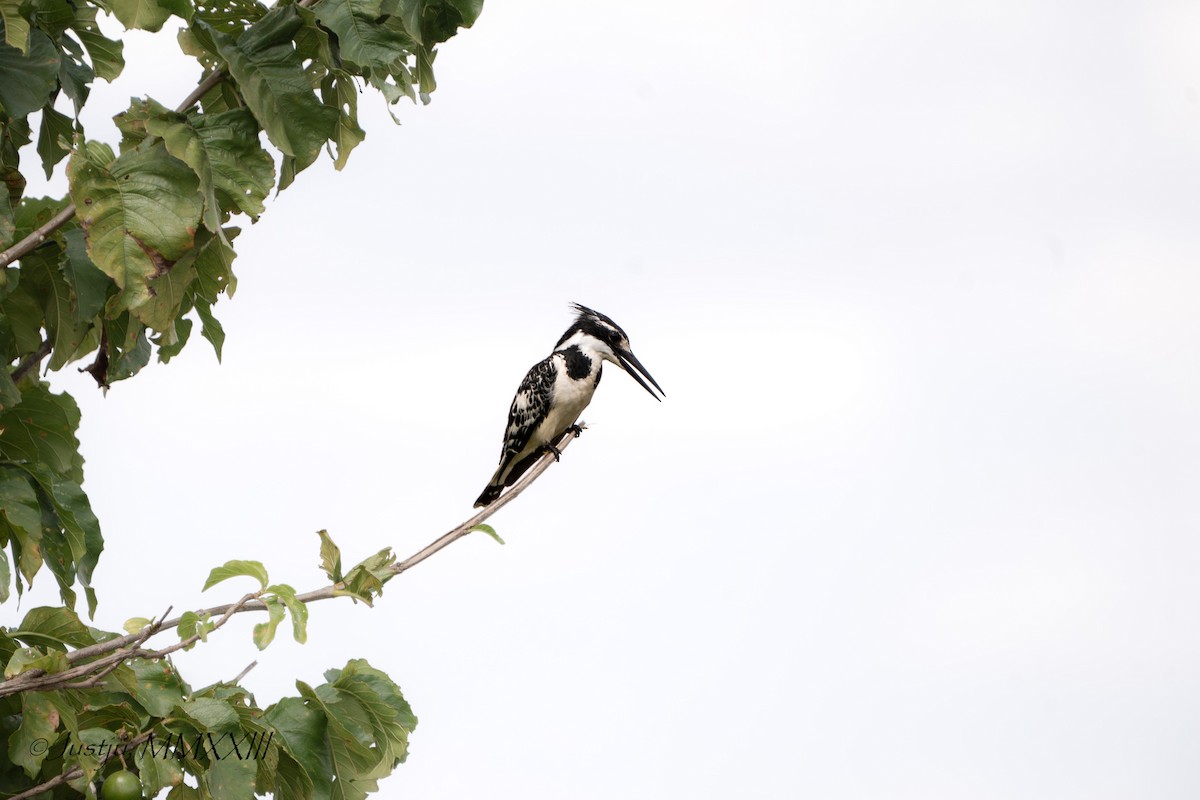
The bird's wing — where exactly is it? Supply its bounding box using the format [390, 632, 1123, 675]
[498, 355, 556, 465]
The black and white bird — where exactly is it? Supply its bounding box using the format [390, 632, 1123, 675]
[474, 303, 664, 507]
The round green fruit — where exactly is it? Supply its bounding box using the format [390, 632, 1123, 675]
[102, 770, 141, 800]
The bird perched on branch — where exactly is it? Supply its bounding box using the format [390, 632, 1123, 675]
[474, 303, 664, 507]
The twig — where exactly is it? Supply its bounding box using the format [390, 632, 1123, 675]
[0, 605, 170, 697]
[230, 660, 258, 684]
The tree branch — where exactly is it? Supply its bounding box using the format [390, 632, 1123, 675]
[10, 338, 53, 382]
[0, 203, 77, 269]
[0, 427, 584, 694]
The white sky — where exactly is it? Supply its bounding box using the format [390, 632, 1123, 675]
[11, 0, 1200, 797]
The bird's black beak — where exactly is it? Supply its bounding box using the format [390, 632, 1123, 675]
[615, 347, 664, 401]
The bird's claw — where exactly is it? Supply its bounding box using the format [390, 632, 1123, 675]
[568, 424, 585, 438]
[546, 444, 563, 462]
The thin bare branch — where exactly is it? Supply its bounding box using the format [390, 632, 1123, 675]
[0, 429, 582, 696]
[392, 424, 585, 575]
[230, 660, 258, 684]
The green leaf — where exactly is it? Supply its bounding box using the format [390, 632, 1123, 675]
[0, 369, 19, 410]
[264, 696, 330, 790]
[32, 0, 75, 39]
[194, 297, 224, 360]
[155, 315, 193, 363]
[4, 645, 68, 677]
[133, 238, 197, 332]
[469, 522, 504, 545]
[12, 605, 95, 649]
[61, 227, 114, 322]
[313, 0, 413, 73]
[144, 103, 275, 228]
[204, 754, 258, 800]
[0, 0, 30, 53]
[0, 381, 84, 482]
[124, 615, 153, 634]
[1, 279, 44, 356]
[68, 140, 204, 312]
[8, 691, 59, 777]
[192, 226, 237, 301]
[183, 696, 241, 732]
[203, 558, 269, 591]
[0, 467, 41, 588]
[167, 784, 203, 800]
[0, 548, 10, 602]
[317, 529, 342, 582]
[109, 0, 182, 32]
[267, 583, 308, 644]
[21, 243, 93, 371]
[104, 311, 153, 382]
[0, 466, 41, 546]
[335, 548, 396, 606]
[136, 741, 185, 796]
[297, 682, 378, 797]
[62, 726, 112, 782]
[29, 467, 102, 584]
[36, 103, 74, 179]
[446, 0, 483, 27]
[0, 188, 13, 249]
[0, 27, 59, 117]
[57, 34, 94, 116]
[330, 659, 417, 765]
[252, 596, 285, 649]
[128, 657, 190, 716]
[204, 8, 339, 172]
[72, 9, 125, 82]
[177, 609, 212, 645]
[192, 0, 267, 36]
[15, 465, 104, 615]
[322, 75, 366, 170]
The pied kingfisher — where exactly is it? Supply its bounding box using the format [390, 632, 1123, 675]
[474, 303, 664, 507]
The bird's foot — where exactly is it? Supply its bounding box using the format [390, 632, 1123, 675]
[567, 423, 585, 438]
[545, 444, 563, 462]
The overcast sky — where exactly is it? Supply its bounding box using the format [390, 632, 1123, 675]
[15, 0, 1200, 797]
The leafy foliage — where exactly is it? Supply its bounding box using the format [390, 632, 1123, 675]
[1, 0, 479, 618]
[0, 0, 482, 794]
[0, 604, 417, 798]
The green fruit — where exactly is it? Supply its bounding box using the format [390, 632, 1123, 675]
[102, 770, 142, 800]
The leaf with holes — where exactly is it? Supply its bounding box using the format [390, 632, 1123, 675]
[71, 8, 125, 81]
[142, 103, 275, 229]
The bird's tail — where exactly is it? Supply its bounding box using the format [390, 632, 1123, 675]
[474, 484, 503, 508]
